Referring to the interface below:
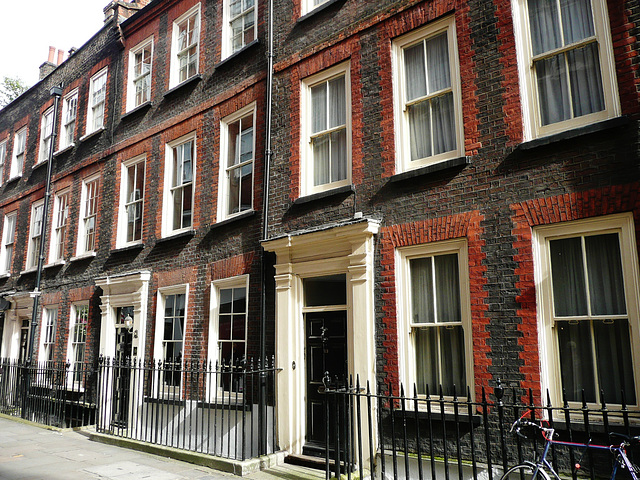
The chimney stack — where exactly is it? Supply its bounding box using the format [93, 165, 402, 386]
[103, 0, 150, 25]
[39, 46, 66, 80]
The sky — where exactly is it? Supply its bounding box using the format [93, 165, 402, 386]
[0, 0, 109, 88]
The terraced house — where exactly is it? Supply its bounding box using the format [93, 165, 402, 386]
[0, 0, 639, 476]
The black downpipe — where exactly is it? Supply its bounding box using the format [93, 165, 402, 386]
[259, 0, 275, 456]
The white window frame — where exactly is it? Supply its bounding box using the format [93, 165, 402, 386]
[26, 200, 45, 271]
[48, 189, 70, 264]
[301, 61, 352, 197]
[11, 128, 26, 179]
[170, 4, 200, 88]
[396, 238, 473, 399]
[512, 0, 620, 140]
[0, 139, 6, 185]
[207, 275, 249, 400]
[117, 156, 146, 248]
[153, 285, 189, 398]
[0, 212, 17, 275]
[222, 0, 256, 59]
[60, 90, 78, 149]
[87, 68, 108, 134]
[392, 16, 464, 173]
[38, 107, 55, 164]
[75, 175, 100, 257]
[39, 307, 58, 364]
[127, 38, 153, 111]
[218, 104, 255, 221]
[302, 0, 331, 16]
[163, 134, 196, 237]
[533, 213, 640, 408]
[66, 303, 89, 386]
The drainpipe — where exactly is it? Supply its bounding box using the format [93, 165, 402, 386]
[26, 85, 62, 366]
[258, 0, 275, 455]
[260, 0, 274, 362]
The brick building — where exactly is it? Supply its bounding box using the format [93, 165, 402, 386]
[0, 0, 639, 468]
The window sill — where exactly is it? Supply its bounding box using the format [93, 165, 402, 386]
[0, 272, 11, 279]
[294, 184, 355, 205]
[197, 400, 250, 411]
[70, 252, 97, 262]
[164, 74, 202, 99]
[156, 229, 195, 244]
[298, 0, 345, 23]
[111, 242, 144, 254]
[31, 160, 48, 172]
[215, 39, 259, 70]
[6, 175, 21, 185]
[19, 267, 37, 275]
[389, 156, 470, 184]
[53, 144, 74, 157]
[79, 127, 105, 143]
[211, 210, 255, 230]
[144, 396, 186, 406]
[121, 101, 152, 121]
[43, 261, 65, 269]
[393, 408, 482, 425]
[516, 116, 629, 152]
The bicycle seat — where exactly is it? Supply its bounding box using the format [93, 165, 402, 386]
[512, 419, 544, 440]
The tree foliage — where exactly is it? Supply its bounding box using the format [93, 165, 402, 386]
[0, 76, 29, 109]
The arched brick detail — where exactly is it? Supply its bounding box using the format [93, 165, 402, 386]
[379, 211, 489, 398]
[510, 182, 640, 402]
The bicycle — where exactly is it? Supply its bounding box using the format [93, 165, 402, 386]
[500, 412, 640, 480]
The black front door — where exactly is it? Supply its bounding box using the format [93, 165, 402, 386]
[112, 320, 133, 426]
[304, 310, 347, 456]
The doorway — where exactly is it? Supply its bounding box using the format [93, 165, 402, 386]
[304, 310, 347, 455]
[18, 319, 30, 364]
[112, 307, 133, 426]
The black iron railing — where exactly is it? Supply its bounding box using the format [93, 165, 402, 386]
[96, 356, 279, 461]
[0, 358, 96, 428]
[323, 377, 640, 480]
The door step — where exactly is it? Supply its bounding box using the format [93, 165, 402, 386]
[285, 454, 326, 471]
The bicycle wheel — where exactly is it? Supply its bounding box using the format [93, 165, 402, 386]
[500, 463, 551, 480]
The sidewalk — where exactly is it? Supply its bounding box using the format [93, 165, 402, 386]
[0, 416, 324, 480]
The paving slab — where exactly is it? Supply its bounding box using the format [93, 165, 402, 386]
[0, 416, 325, 480]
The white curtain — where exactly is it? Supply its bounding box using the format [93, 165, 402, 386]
[405, 33, 455, 161]
[529, 0, 604, 125]
[311, 76, 346, 186]
[411, 254, 465, 395]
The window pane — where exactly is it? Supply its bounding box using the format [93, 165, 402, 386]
[304, 275, 347, 306]
[585, 233, 626, 315]
[593, 319, 636, 404]
[404, 43, 427, 102]
[330, 129, 347, 182]
[410, 257, 434, 324]
[560, 0, 595, 45]
[439, 325, 466, 395]
[550, 237, 588, 316]
[415, 328, 438, 394]
[431, 92, 456, 155]
[328, 76, 346, 128]
[220, 289, 233, 313]
[232, 316, 245, 340]
[232, 287, 246, 313]
[312, 133, 330, 186]
[557, 320, 596, 402]
[311, 83, 327, 134]
[434, 253, 461, 323]
[408, 100, 432, 161]
[529, 0, 562, 55]
[425, 32, 450, 93]
[219, 314, 231, 340]
[536, 54, 571, 126]
[567, 43, 604, 117]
